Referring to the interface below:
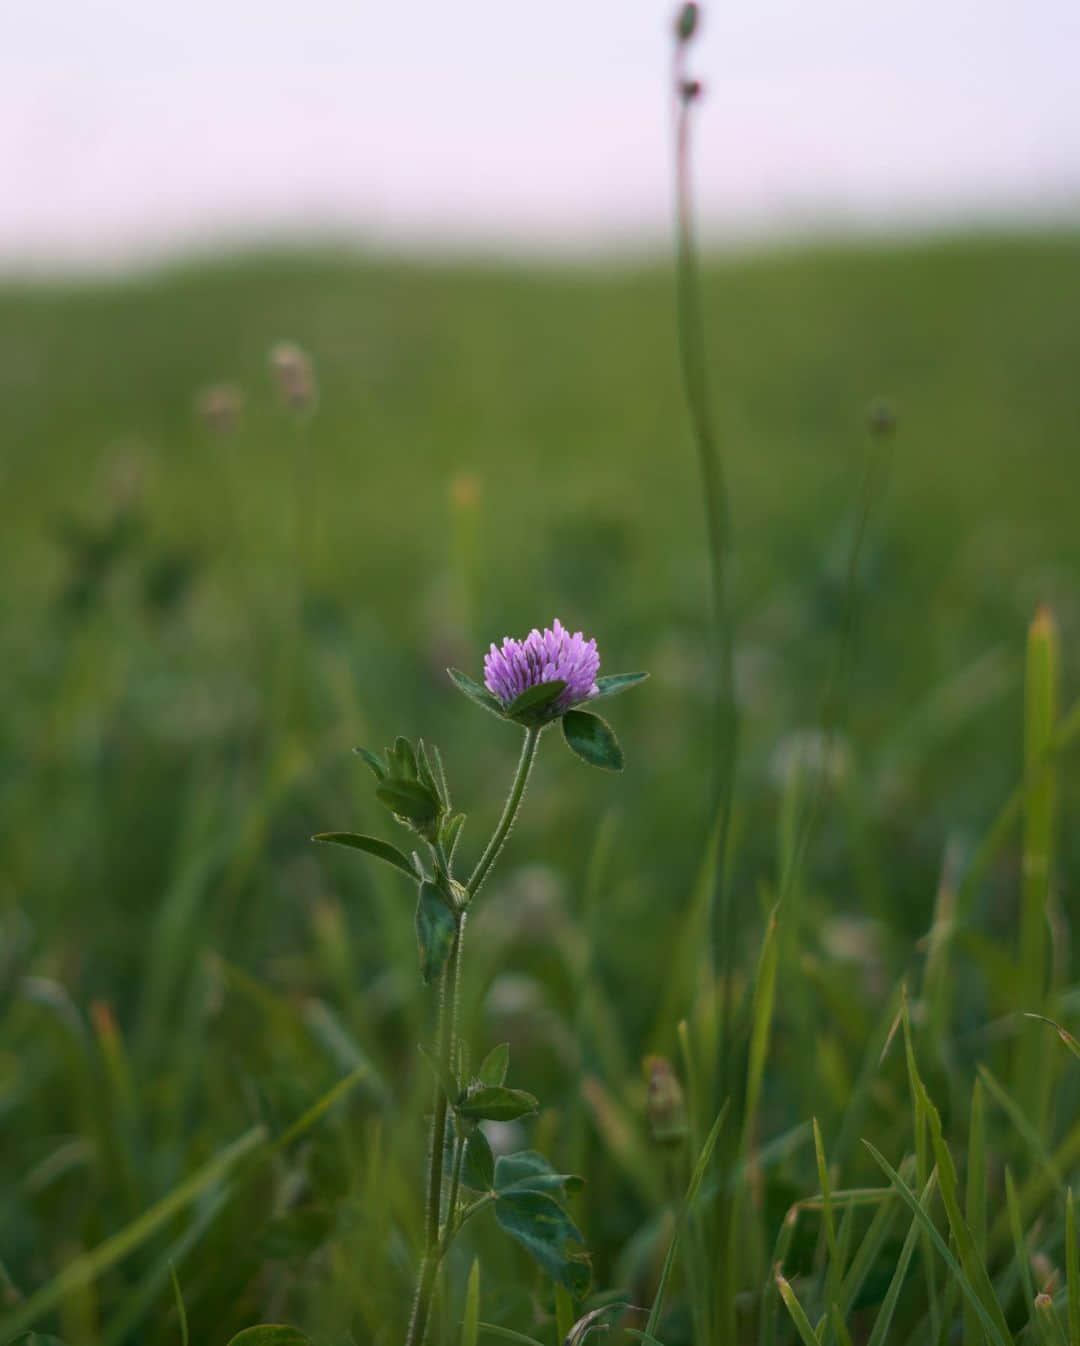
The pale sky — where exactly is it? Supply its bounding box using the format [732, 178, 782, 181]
[4, 0, 1080, 268]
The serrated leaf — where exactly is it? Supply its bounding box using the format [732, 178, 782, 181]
[448, 668, 506, 717]
[226, 1330, 312, 1346]
[376, 778, 440, 826]
[494, 1189, 590, 1296]
[477, 1042, 510, 1087]
[457, 1086, 538, 1122]
[591, 672, 649, 701]
[462, 1127, 496, 1191]
[311, 832, 417, 878]
[416, 882, 457, 984]
[562, 710, 624, 770]
[353, 746, 388, 780]
[495, 1150, 584, 1197]
[505, 679, 567, 723]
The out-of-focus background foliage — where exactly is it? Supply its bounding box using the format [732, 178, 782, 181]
[1, 232, 1078, 1341]
[4, 0, 1080, 1340]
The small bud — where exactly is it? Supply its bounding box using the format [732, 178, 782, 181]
[675, 3, 700, 44]
[269, 341, 317, 415]
[644, 1055, 688, 1145]
[196, 382, 244, 436]
[867, 398, 897, 438]
[1034, 1292, 1053, 1310]
[679, 78, 704, 104]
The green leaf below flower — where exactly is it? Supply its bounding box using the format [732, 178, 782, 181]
[562, 710, 624, 771]
[493, 1189, 591, 1297]
[456, 1086, 538, 1122]
[353, 746, 388, 780]
[592, 671, 649, 700]
[447, 668, 505, 718]
[375, 778, 441, 826]
[311, 832, 417, 879]
[494, 1150, 584, 1198]
[504, 679, 567, 724]
[415, 881, 457, 984]
[462, 1127, 496, 1191]
[477, 1042, 510, 1087]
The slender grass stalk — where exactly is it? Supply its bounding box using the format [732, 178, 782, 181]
[1016, 604, 1060, 1127]
[1066, 1188, 1079, 1346]
[408, 924, 464, 1346]
[670, 20, 738, 1070]
[963, 1076, 986, 1346]
[405, 728, 541, 1346]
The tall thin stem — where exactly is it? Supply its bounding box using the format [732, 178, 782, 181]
[467, 727, 540, 900]
[672, 47, 739, 1084]
[404, 727, 541, 1346]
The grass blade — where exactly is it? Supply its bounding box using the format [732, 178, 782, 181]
[170, 1263, 189, 1346]
[964, 1075, 986, 1346]
[645, 1100, 729, 1337]
[863, 1143, 1010, 1346]
[776, 1273, 822, 1346]
[1016, 606, 1060, 1125]
[0, 1126, 265, 1341]
[1005, 1166, 1035, 1324]
[460, 1259, 480, 1346]
[865, 1181, 928, 1346]
[1066, 1188, 1078, 1346]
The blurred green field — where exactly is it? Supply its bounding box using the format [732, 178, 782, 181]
[1, 231, 1078, 1345]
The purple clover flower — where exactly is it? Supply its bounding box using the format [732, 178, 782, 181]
[484, 619, 600, 715]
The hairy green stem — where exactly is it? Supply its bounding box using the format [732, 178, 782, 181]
[467, 726, 540, 900]
[406, 921, 463, 1346]
[404, 727, 540, 1346]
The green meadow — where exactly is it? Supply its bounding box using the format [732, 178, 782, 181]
[1, 230, 1078, 1344]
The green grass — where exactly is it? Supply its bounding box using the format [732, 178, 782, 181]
[0, 230, 1078, 1345]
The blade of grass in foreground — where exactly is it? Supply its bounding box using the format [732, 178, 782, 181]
[476, 1327, 545, 1346]
[645, 1101, 730, 1338]
[863, 1144, 1011, 1346]
[0, 1126, 265, 1340]
[0, 1064, 368, 1340]
[906, 1024, 1014, 1345]
[775, 1273, 821, 1346]
[1016, 605, 1060, 1129]
[1005, 1166, 1036, 1328]
[864, 1176, 931, 1346]
[1066, 1189, 1079, 1346]
[964, 1076, 986, 1346]
[460, 1259, 480, 1346]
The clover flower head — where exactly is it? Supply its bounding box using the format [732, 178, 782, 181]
[484, 619, 600, 715]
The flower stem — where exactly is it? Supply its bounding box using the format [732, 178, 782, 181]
[404, 727, 541, 1346]
[466, 726, 541, 901]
